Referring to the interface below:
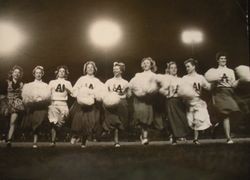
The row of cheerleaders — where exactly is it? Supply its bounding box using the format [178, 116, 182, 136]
[0, 52, 250, 148]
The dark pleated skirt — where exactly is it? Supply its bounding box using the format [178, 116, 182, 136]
[166, 97, 189, 137]
[103, 99, 128, 131]
[21, 104, 48, 131]
[152, 93, 165, 130]
[70, 101, 103, 136]
[132, 96, 154, 127]
[212, 88, 240, 117]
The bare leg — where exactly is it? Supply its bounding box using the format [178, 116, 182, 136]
[33, 134, 38, 144]
[7, 113, 18, 141]
[193, 130, 200, 144]
[194, 130, 199, 140]
[223, 117, 231, 139]
[51, 127, 56, 143]
[141, 126, 149, 145]
[114, 129, 119, 144]
[143, 129, 148, 139]
[32, 132, 38, 148]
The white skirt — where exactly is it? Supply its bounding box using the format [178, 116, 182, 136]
[186, 98, 211, 130]
[48, 101, 69, 126]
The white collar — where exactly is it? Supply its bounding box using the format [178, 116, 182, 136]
[34, 79, 42, 82]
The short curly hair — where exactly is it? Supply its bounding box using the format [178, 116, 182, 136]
[55, 65, 69, 79]
[8, 65, 23, 80]
[216, 51, 228, 61]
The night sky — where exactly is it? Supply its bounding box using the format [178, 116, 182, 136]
[0, 0, 249, 84]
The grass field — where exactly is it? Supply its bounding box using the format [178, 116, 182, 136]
[1, 139, 250, 180]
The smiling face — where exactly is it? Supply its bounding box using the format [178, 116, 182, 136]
[169, 63, 177, 76]
[113, 65, 122, 77]
[185, 62, 195, 74]
[12, 68, 21, 80]
[58, 68, 66, 78]
[34, 68, 43, 80]
[86, 63, 94, 75]
[217, 55, 227, 67]
[142, 59, 152, 71]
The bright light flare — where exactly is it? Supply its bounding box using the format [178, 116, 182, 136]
[0, 22, 26, 55]
[89, 20, 122, 48]
[181, 30, 203, 44]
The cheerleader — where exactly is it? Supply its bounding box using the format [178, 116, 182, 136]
[103, 62, 129, 147]
[2, 65, 25, 147]
[48, 65, 73, 147]
[210, 52, 240, 144]
[129, 57, 158, 145]
[181, 58, 211, 144]
[21, 66, 50, 148]
[70, 61, 105, 148]
[162, 61, 190, 145]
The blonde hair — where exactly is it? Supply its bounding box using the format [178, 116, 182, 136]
[165, 61, 177, 74]
[141, 57, 157, 72]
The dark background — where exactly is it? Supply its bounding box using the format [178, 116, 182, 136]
[0, 0, 249, 84]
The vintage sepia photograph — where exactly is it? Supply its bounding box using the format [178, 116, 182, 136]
[0, 0, 250, 179]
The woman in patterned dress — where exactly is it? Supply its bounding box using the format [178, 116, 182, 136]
[4, 65, 25, 147]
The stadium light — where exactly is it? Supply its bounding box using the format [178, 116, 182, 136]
[0, 22, 26, 56]
[181, 29, 203, 57]
[89, 20, 122, 48]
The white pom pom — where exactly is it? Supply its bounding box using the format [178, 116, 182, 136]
[177, 79, 197, 98]
[235, 65, 250, 82]
[205, 68, 220, 82]
[103, 92, 121, 108]
[22, 83, 33, 105]
[156, 74, 171, 95]
[33, 83, 51, 102]
[129, 75, 147, 97]
[146, 76, 158, 94]
[22, 82, 51, 106]
[93, 87, 107, 102]
[77, 87, 95, 106]
[77, 96, 95, 106]
[130, 72, 158, 97]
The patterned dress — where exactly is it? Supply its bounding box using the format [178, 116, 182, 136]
[6, 79, 24, 114]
